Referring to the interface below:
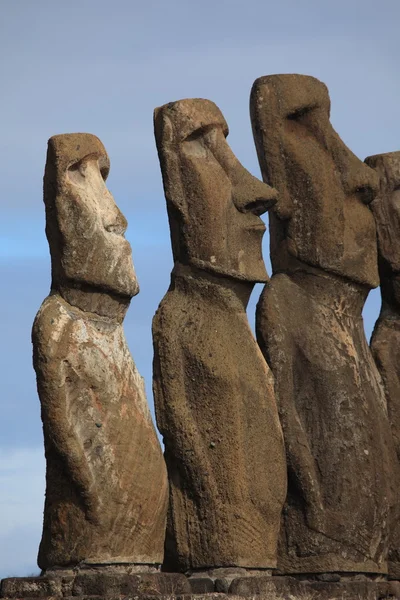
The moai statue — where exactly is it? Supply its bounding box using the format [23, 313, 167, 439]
[366, 151, 400, 579]
[250, 74, 398, 576]
[33, 134, 168, 572]
[153, 99, 287, 574]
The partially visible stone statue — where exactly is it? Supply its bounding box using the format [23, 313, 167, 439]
[251, 74, 397, 576]
[33, 134, 168, 571]
[366, 151, 400, 579]
[153, 99, 287, 573]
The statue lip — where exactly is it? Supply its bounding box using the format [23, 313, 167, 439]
[248, 221, 266, 232]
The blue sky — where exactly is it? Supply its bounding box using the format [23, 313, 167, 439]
[0, 0, 399, 577]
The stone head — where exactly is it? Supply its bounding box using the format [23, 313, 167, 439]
[154, 98, 277, 283]
[365, 152, 400, 306]
[44, 133, 138, 298]
[250, 74, 379, 288]
[365, 152, 400, 275]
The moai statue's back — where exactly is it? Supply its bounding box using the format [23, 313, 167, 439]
[33, 134, 168, 571]
[250, 74, 398, 576]
[153, 99, 287, 573]
[366, 151, 400, 579]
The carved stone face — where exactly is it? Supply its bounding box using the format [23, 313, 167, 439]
[365, 152, 400, 275]
[251, 74, 379, 288]
[154, 99, 277, 283]
[44, 134, 138, 298]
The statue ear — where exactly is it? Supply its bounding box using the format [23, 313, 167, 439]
[154, 107, 187, 218]
[250, 79, 294, 221]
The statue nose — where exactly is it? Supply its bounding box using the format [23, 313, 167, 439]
[344, 162, 379, 204]
[233, 169, 277, 215]
[355, 185, 376, 206]
[336, 141, 379, 203]
[242, 197, 276, 216]
[104, 206, 128, 235]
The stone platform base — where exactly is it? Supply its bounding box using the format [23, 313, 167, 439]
[0, 572, 190, 598]
[229, 575, 400, 598]
[1, 571, 400, 599]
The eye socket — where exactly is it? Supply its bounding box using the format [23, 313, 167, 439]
[181, 125, 221, 159]
[67, 161, 87, 185]
[183, 123, 228, 143]
[67, 155, 109, 185]
[99, 167, 108, 180]
[184, 129, 205, 145]
[68, 162, 84, 175]
[98, 155, 110, 181]
[184, 124, 215, 142]
[68, 153, 109, 181]
[287, 105, 316, 121]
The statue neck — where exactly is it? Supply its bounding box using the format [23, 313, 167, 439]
[56, 282, 131, 323]
[171, 262, 254, 311]
[277, 257, 369, 318]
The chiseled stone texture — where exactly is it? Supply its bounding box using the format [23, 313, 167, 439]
[0, 572, 190, 598]
[251, 74, 398, 575]
[230, 575, 400, 599]
[2, 575, 400, 599]
[33, 134, 168, 570]
[1, 576, 72, 598]
[367, 151, 400, 580]
[153, 99, 287, 572]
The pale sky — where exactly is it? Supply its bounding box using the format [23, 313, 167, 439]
[0, 0, 399, 577]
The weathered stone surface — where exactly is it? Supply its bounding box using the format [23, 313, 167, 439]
[189, 568, 271, 583]
[188, 568, 272, 593]
[153, 99, 287, 571]
[230, 575, 400, 599]
[0, 573, 189, 599]
[251, 74, 398, 574]
[3, 577, 400, 599]
[367, 151, 400, 580]
[33, 134, 168, 570]
[187, 578, 215, 593]
[61, 596, 233, 600]
[72, 572, 191, 596]
[0, 576, 72, 598]
[2, 595, 239, 600]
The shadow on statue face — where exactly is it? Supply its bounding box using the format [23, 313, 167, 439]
[155, 98, 277, 284]
[251, 74, 379, 288]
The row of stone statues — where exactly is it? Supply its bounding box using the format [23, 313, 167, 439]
[32, 74, 400, 580]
